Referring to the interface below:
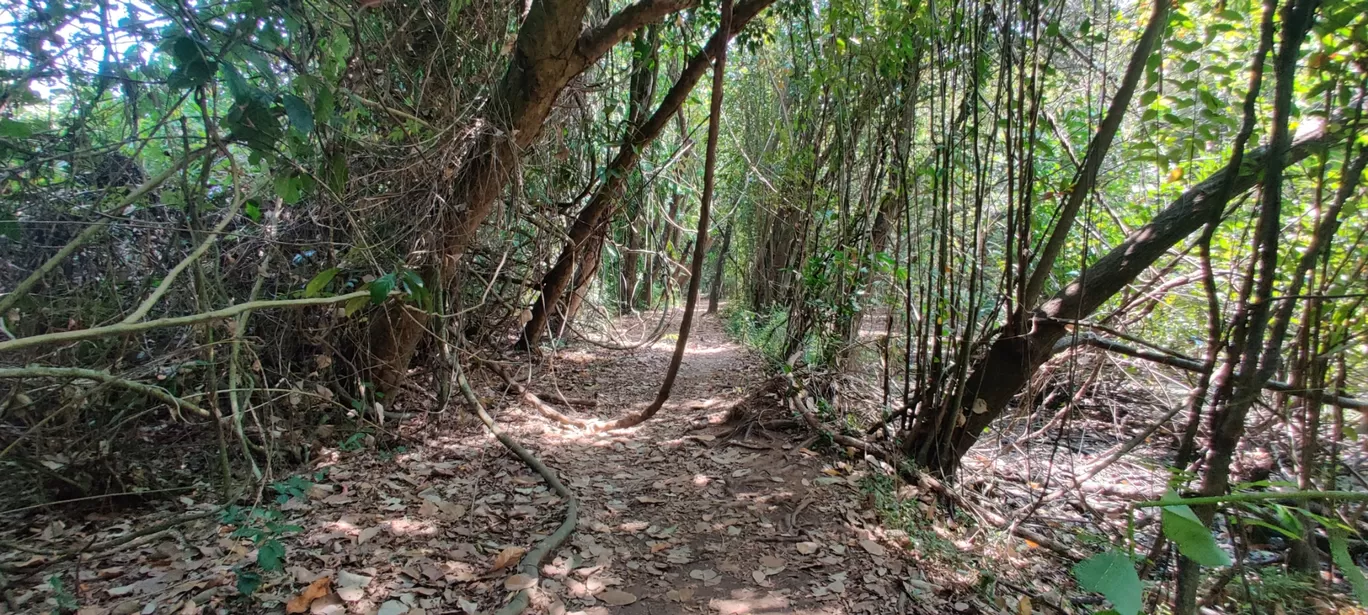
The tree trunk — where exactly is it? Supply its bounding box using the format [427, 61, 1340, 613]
[621, 214, 643, 313]
[365, 0, 694, 393]
[707, 224, 732, 314]
[597, 0, 731, 431]
[905, 127, 1337, 477]
[518, 0, 776, 349]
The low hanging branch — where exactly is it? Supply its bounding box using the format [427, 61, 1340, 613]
[0, 366, 213, 420]
[1061, 332, 1367, 409]
[595, 0, 732, 433]
[0, 290, 376, 354]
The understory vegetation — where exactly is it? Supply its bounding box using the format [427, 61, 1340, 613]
[2, 0, 1368, 612]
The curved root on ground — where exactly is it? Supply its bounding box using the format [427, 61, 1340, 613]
[455, 360, 579, 615]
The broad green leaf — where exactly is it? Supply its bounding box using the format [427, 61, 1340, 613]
[1160, 494, 1232, 567]
[282, 94, 314, 135]
[304, 268, 340, 298]
[164, 35, 216, 89]
[226, 97, 282, 152]
[1330, 529, 1368, 605]
[0, 118, 36, 138]
[257, 539, 285, 571]
[344, 295, 369, 317]
[370, 272, 397, 304]
[274, 172, 300, 204]
[244, 199, 262, 223]
[236, 570, 262, 595]
[1072, 551, 1142, 615]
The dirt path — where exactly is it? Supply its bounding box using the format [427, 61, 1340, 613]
[2, 312, 981, 615]
[470, 312, 913, 614]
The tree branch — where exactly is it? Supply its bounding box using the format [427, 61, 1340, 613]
[577, 0, 696, 66]
[0, 290, 375, 354]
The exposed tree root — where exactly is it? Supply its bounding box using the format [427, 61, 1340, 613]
[455, 360, 578, 615]
[776, 369, 1088, 561]
[475, 358, 593, 429]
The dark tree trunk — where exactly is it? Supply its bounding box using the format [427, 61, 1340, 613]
[516, 0, 778, 348]
[707, 224, 732, 314]
[366, 0, 694, 392]
[905, 128, 1337, 477]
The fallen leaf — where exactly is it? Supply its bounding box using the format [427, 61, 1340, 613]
[358, 526, 382, 544]
[335, 570, 372, 602]
[310, 594, 345, 615]
[1017, 596, 1032, 615]
[377, 600, 408, 615]
[752, 570, 767, 583]
[796, 542, 820, 555]
[491, 546, 526, 572]
[597, 589, 638, 606]
[286, 577, 332, 614]
[759, 555, 785, 569]
[504, 574, 537, 591]
[858, 539, 887, 557]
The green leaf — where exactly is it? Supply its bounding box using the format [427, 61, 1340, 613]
[235, 569, 262, 596]
[1330, 529, 1368, 605]
[274, 172, 300, 204]
[344, 295, 369, 317]
[0, 118, 36, 138]
[1160, 493, 1233, 567]
[257, 538, 285, 572]
[1072, 551, 1142, 615]
[0, 215, 19, 241]
[220, 63, 250, 100]
[370, 272, 397, 304]
[282, 94, 314, 135]
[164, 35, 216, 89]
[244, 199, 262, 223]
[304, 267, 340, 298]
[226, 97, 282, 152]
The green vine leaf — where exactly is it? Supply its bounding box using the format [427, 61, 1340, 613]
[1072, 550, 1142, 615]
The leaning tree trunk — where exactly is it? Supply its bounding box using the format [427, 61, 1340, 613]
[907, 127, 1338, 477]
[904, 0, 1167, 474]
[365, 0, 694, 393]
[597, 0, 731, 432]
[518, 0, 777, 349]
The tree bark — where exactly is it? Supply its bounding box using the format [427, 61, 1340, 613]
[518, 0, 777, 349]
[907, 126, 1338, 477]
[365, 0, 694, 392]
[707, 224, 732, 314]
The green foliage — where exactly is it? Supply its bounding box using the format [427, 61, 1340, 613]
[1330, 529, 1368, 606]
[1159, 492, 1233, 567]
[722, 305, 790, 366]
[1072, 551, 1142, 615]
[47, 575, 78, 612]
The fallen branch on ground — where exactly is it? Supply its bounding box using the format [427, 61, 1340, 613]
[455, 359, 579, 615]
[1061, 332, 1366, 409]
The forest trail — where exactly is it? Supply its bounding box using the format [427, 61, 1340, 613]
[5, 311, 984, 615]
[475, 310, 911, 615]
